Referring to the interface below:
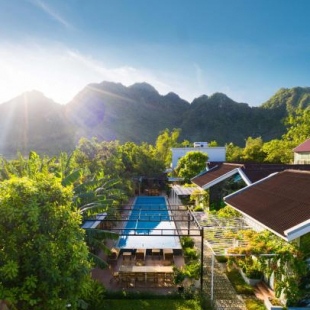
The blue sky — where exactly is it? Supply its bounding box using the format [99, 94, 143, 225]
[0, 0, 310, 106]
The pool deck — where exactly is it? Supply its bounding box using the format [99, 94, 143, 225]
[91, 195, 185, 293]
[92, 247, 185, 292]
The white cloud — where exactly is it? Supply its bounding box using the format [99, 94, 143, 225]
[29, 0, 73, 29]
[0, 43, 185, 104]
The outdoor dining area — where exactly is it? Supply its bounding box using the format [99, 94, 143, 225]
[105, 247, 183, 289]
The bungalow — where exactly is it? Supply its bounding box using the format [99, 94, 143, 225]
[293, 139, 310, 164]
[171, 143, 226, 170]
[224, 170, 310, 245]
[191, 162, 310, 208]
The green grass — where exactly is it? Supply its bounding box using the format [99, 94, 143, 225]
[226, 268, 255, 295]
[244, 298, 267, 310]
[101, 299, 202, 310]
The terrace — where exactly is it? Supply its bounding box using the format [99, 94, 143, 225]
[92, 247, 185, 292]
[90, 196, 203, 292]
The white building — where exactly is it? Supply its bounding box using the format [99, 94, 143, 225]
[171, 142, 226, 170]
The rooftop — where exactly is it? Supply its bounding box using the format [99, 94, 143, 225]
[192, 162, 310, 188]
[224, 170, 310, 241]
[293, 138, 310, 152]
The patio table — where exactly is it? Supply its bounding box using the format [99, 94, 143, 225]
[119, 265, 173, 283]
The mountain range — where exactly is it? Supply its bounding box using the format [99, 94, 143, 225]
[1, 82, 310, 158]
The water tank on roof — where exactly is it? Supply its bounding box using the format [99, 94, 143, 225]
[194, 142, 208, 148]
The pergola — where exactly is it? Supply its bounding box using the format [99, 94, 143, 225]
[83, 203, 205, 289]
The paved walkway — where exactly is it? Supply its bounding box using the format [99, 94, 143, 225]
[168, 196, 247, 310]
[201, 245, 246, 310]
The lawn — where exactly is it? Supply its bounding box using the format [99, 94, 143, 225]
[101, 299, 202, 310]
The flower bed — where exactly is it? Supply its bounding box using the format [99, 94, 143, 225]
[239, 268, 262, 286]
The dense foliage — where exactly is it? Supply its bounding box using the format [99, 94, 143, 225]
[0, 175, 92, 309]
[227, 230, 308, 305]
[0, 138, 168, 308]
[175, 151, 209, 183]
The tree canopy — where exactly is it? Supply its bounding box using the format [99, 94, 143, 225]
[175, 151, 208, 183]
[0, 174, 92, 309]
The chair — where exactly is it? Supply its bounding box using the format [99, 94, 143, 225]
[135, 272, 145, 284]
[164, 273, 174, 286]
[163, 249, 174, 263]
[120, 273, 135, 288]
[157, 272, 166, 284]
[146, 273, 157, 286]
[151, 249, 161, 260]
[135, 248, 146, 260]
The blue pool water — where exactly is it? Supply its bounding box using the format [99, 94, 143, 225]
[117, 196, 181, 249]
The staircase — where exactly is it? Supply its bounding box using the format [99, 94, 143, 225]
[254, 281, 275, 301]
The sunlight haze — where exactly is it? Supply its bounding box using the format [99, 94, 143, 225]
[0, 0, 310, 105]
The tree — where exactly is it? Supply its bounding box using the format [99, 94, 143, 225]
[208, 140, 218, 147]
[0, 175, 92, 309]
[284, 108, 310, 144]
[262, 139, 294, 163]
[175, 151, 208, 183]
[241, 137, 266, 162]
[153, 128, 182, 167]
[226, 143, 243, 162]
[261, 108, 310, 164]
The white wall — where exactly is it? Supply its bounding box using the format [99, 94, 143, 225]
[171, 147, 226, 169]
[294, 152, 310, 164]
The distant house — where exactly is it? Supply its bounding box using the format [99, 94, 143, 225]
[171, 142, 226, 170]
[293, 138, 310, 164]
[224, 170, 310, 243]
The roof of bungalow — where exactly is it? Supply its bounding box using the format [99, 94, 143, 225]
[191, 162, 310, 189]
[293, 138, 310, 152]
[191, 163, 249, 189]
[224, 170, 310, 242]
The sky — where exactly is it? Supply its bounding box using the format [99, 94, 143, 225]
[0, 0, 310, 106]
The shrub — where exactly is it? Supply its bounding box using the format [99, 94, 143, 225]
[216, 256, 228, 263]
[181, 236, 195, 248]
[183, 247, 198, 260]
[193, 205, 204, 212]
[226, 267, 254, 295]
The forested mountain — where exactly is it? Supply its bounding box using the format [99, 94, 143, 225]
[1, 83, 310, 157]
[65, 81, 189, 144]
[0, 91, 74, 157]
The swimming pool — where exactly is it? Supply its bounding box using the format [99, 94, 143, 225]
[117, 196, 182, 249]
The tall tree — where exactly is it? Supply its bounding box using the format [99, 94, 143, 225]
[153, 128, 181, 167]
[241, 137, 266, 162]
[283, 108, 310, 144]
[175, 151, 208, 183]
[0, 174, 92, 310]
[262, 139, 294, 163]
[225, 143, 243, 162]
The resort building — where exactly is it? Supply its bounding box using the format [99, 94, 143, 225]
[191, 162, 310, 207]
[171, 142, 226, 170]
[293, 138, 310, 164]
[224, 170, 310, 244]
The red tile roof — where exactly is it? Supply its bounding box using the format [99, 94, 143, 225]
[293, 139, 310, 152]
[224, 170, 310, 240]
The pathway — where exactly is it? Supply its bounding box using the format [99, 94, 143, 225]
[168, 196, 246, 310]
